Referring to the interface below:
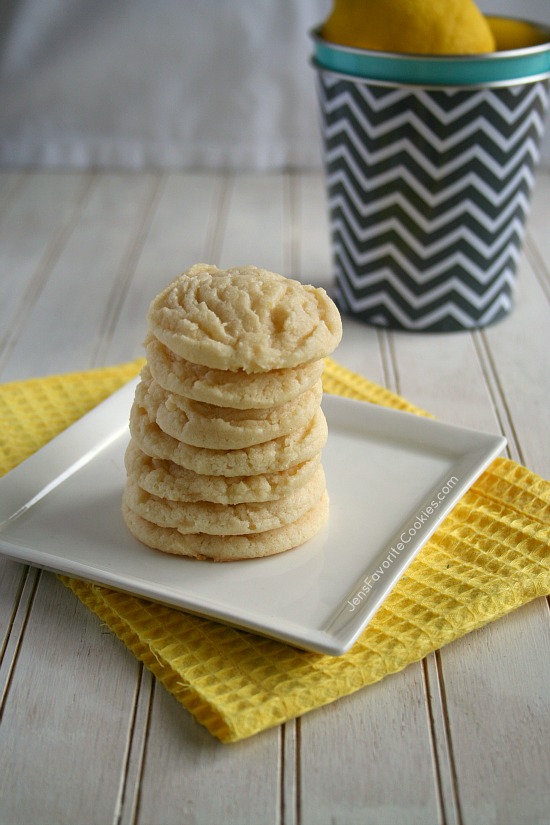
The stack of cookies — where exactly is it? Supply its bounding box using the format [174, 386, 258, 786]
[122, 264, 342, 561]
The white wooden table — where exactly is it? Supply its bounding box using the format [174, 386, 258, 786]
[0, 169, 549, 825]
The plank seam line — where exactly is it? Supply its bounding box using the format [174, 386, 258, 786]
[524, 234, 550, 304]
[434, 650, 465, 825]
[422, 656, 453, 825]
[0, 567, 41, 719]
[0, 171, 28, 226]
[90, 173, 166, 367]
[115, 670, 156, 825]
[0, 565, 28, 669]
[285, 172, 300, 280]
[295, 716, 302, 825]
[377, 328, 400, 397]
[280, 724, 286, 825]
[113, 662, 146, 825]
[471, 330, 524, 465]
[202, 171, 233, 266]
[0, 173, 96, 373]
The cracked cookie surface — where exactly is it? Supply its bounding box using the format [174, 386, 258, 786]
[124, 441, 322, 505]
[123, 465, 326, 535]
[147, 264, 342, 372]
[145, 334, 325, 409]
[122, 490, 329, 560]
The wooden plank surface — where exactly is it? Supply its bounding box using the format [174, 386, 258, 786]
[0, 169, 549, 825]
[0, 575, 141, 825]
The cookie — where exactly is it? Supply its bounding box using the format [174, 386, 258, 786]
[137, 370, 323, 450]
[122, 489, 329, 561]
[124, 441, 322, 504]
[129, 398, 328, 477]
[146, 263, 342, 372]
[123, 464, 326, 535]
[145, 334, 325, 410]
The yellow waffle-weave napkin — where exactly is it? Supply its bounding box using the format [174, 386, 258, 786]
[1, 359, 549, 743]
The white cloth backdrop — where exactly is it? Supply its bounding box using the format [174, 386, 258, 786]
[1, 0, 549, 170]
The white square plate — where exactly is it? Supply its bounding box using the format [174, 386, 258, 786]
[0, 378, 506, 655]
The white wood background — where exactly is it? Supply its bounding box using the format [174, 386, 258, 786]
[0, 169, 549, 825]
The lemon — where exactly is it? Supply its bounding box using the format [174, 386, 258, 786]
[486, 16, 548, 51]
[321, 0, 496, 54]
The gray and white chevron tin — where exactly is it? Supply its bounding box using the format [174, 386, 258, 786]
[316, 69, 550, 331]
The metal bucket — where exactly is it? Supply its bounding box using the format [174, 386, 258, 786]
[312, 19, 550, 331]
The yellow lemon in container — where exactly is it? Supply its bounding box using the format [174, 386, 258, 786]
[322, 0, 496, 54]
[486, 16, 549, 50]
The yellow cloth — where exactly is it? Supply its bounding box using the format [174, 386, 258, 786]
[1, 359, 549, 743]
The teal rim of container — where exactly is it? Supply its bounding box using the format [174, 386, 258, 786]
[311, 17, 550, 87]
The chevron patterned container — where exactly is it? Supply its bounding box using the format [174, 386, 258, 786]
[312, 26, 550, 331]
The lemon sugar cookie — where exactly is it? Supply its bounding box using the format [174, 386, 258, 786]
[136, 364, 323, 451]
[141, 371, 324, 450]
[123, 465, 326, 536]
[147, 264, 342, 372]
[129, 400, 328, 477]
[123, 263, 341, 561]
[122, 491, 329, 561]
[124, 441, 322, 505]
[145, 335, 325, 410]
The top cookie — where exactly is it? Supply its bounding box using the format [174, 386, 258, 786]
[147, 264, 342, 372]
